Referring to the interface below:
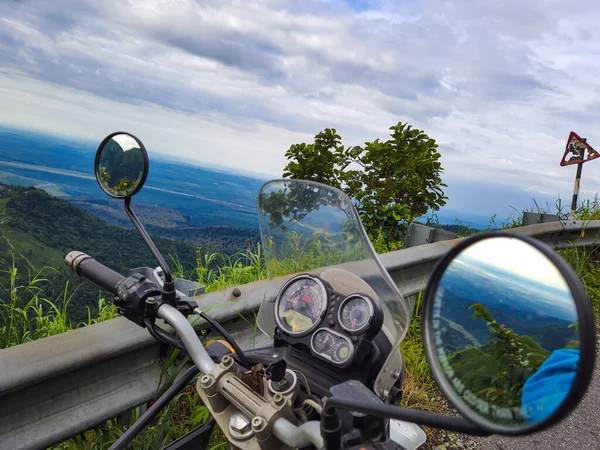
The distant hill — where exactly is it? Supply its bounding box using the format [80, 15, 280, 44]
[0, 184, 257, 323]
[434, 223, 481, 236]
[0, 125, 265, 230]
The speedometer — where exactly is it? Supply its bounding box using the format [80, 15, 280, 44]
[275, 275, 328, 336]
[338, 295, 373, 334]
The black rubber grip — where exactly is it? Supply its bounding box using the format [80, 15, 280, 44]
[65, 251, 125, 295]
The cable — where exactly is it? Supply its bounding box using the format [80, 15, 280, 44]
[145, 319, 224, 363]
[303, 399, 323, 415]
[323, 397, 490, 436]
[146, 319, 185, 352]
[109, 364, 201, 450]
[194, 308, 249, 369]
[293, 370, 311, 397]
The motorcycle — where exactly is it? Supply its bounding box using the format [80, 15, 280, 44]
[66, 131, 596, 449]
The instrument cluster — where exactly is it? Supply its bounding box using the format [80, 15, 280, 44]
[274, 274, 383, 367]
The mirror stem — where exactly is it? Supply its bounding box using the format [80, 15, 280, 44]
[124, 197, 177, 304]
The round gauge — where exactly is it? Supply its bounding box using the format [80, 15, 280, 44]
[338, 295, 373, 334]
[275, 275, 328, 336]
[312, 330, 334, 354]
[334, 343, 352, 363]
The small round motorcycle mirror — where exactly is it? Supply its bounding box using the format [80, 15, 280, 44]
[422, 232, 595, 435]
[95, 132, 149, 199]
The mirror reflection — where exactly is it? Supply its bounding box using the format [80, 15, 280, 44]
[96, 133, 147, 198]
[430, 237, 580, 429]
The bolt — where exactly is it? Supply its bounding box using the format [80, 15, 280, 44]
[221, 355, 233, 369]
[274, 393, 285, 406]
[232, 287, 242, 297]
[230, 412, 252, 435]
[393, 370, 402, 378]
[200, 375, 214, 389]
[382, 389, 390, 397]
[145, 297, 157, 305]
[251, 416, 266, 431]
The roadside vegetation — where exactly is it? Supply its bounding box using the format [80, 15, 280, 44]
[1, 198, 600, 449]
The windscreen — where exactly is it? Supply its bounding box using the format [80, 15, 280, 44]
[256, 179, 412, 396]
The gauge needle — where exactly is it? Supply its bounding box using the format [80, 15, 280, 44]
[352, 318, 356, 328]
[302, 294, 312, 303]
[288, 298, 297, 304]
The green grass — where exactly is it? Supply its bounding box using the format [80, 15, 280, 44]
[1, 227, 65, 269]
[0, 197, 8, 214]
[0, 262, 120, 348]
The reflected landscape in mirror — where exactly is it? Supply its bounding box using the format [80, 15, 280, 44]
[96, 133, 147, 198]
[430, 236, 580, 429]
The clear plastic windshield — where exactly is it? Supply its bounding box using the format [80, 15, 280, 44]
[256, 179, 412, 396]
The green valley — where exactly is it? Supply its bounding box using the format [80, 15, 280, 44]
[0, 183, 257, 323]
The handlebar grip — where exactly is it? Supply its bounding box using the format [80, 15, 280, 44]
[65, 251, 125, 296]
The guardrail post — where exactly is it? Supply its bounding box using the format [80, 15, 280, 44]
[522, 212, 560, 226]
[405, 223, 456, 248]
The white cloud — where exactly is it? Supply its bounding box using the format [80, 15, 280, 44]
[1, 0, 600, 215]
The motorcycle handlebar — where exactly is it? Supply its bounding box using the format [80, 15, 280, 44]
[65, 251, 125, 295]
[65, 255, 325, 449]
[65, 251, 216, 374]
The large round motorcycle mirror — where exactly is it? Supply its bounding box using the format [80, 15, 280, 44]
[423, 232, 595, 435]
[94, 132, 149, 199]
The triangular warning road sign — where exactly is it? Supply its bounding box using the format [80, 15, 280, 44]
[560, 131, 600, 166]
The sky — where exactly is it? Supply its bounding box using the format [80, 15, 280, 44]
[1, 0, 600, 217]
[448, 238, 578, 320]
[458, 237, 569, 292]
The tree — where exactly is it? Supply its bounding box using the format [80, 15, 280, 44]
[282, 122, 447, 249]
[283, 129, 346, 189]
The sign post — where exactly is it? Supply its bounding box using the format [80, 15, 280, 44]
[571, 162, 583, 220]
[560, 132, 600, 219]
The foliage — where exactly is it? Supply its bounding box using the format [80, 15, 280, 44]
[174, 246, 267, 293]
[0, 262, 119, 349]
[0, 262, 55, 348]
[283, 128, 346, 189]
[400, 293, 438, 404]
[399, 292, 446, 445]
[283, 123, 447, 249]
[451, 303, 550, 410]
[559, 245, 600, 319]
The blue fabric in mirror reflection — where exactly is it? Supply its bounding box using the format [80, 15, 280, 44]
[521, 349, 579, 423]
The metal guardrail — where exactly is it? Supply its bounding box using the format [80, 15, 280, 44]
[1, 220, 599, 450]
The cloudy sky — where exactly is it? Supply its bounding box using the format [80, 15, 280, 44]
[1, 0, 599, 218]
